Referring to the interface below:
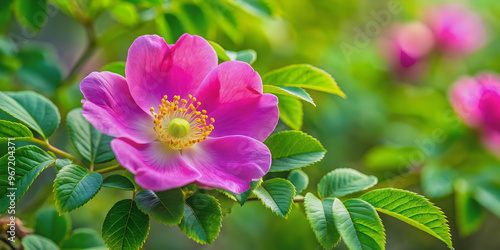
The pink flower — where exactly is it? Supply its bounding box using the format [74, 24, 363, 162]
[80, 34, 279, 193]
[450, 72, 500, 156]
[427, 4, 486, 55]
[378, 22, 434, 81]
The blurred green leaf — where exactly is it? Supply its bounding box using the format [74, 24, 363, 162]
[474, 185, 500, 218]
[0, 91, 60, 139]
[455, 179, 484, 237]
[253, 178, 296, 218]
[54, 164, 103, 214]
[264, 131, 326, 172]
[226, 49, 257, 64]
[110, 2, 138, 26]
[360, 188, 452, 249]
[262, 64, 345, 97]
[100, 61, 125, 77]
[66, 108, 115, 164]
[102, 174, 135, 190]
[288, 170, 309, 194]
[14, 0, 47, 31]
[209, 41, 231, 61]
[22, 235, 59, 250]
[202, 1, 242, 44]
[304, 193, 341, 249]
[332, 198, 385, 250]
[61, 228, 106, 250]
[16, 44, 62, 95]
[160, 13, 185, 43]
[363, 145, 421, 171]
[136, 189, 185, 225]
[0, 120, 33, 143]
[421, 163, 454, 198]
[179, 3, 209, 37]
[35, 206, 71, 244]
[276, 94, 303, 130]
[263, 85, 315, 106]
[0, 146, 55, 214]
[102, 199, 150, 250]
[237, 0, 277, 16]
[179, 193, 222, 245]
[318, 168, 377, 198]
[0, 0, 14, 30]
[222, 179, 262, 205]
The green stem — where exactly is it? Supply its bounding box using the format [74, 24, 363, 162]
[27, 138, 78, 162]
[94, 164, 124, 174]
[63, 24, 97, 86]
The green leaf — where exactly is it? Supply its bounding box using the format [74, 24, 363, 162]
[253, 178, 296, 218]
[360, 188, 452, 249]
[304, 193, 340, 249]
[14, 0, 48, 31]
[110, 2, 138, 26]
[262, 64, 345, 97]
[61, 228, 106, 250]
[179, 193, 222, 245]
[288, 170, 309, 194]
[0, 120, 33, 143]
[237, 0, 277, 16]
[263, 85, 315, 106]
[16, 44, 62, 95]
[0, 91, 60, 138]
[318, 168, 378, 198]
[102, 199, 150, 250]
[455, 179, 484, 237]
[179, 3, 209, 37]
[474, 185, 500, 218]
[0, 146, 55, 214]
[34, 206, 71, 244]
[136, 189, 185, 225]
[203, 1, 241, 44]
[362, 145, 421, 171]
[0, 0, 14, 28]
[208, 41, 231, 62]
[264, 131, 326, 172]
[55, 158, 73, 172]
[226, 49, 257, 64]
[22, 235, 59, 250]
[276, 94, 303, 130]
[421, 163, 454, 198]
[332, 198, 385, 250]
[222, 179, 262, 205]
[67, 108, 115, 164]
[54, 164, 103, 213]
[100, 61, 126, 77]
[102, 174, 135, 190]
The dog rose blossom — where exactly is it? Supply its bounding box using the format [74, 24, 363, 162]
[80, 34, 279, 193]
[450, 72, 500, 156]
[427, 4, 486, 55]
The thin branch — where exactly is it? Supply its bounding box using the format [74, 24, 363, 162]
[63, 24, 97, 86]
[26, 137, 78, 162]
[94, 164, 124, 174]
[246, 197, 305, 203]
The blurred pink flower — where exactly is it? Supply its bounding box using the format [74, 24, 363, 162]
[450, 72, 500, 156]
[427, 4, 486, 55]
[378, 22, 434, 81]
[80, 34, 279, 193]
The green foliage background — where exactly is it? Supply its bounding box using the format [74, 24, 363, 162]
[1, 0, 500, 249]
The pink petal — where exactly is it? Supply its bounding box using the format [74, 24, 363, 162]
[126, 34, 218, 113]
[111, 138, 201, 191]
[482, 129, 500, 159]
[195, 61, 278, 141]
[195, 61, 264, 112]
[182, 136, 271, 193]
[80, 72, 156, 143]
[449, 76, 484, 128]
[208, 94, 278, 141]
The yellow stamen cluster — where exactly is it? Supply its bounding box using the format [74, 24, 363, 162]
[150, 94, 215, 150]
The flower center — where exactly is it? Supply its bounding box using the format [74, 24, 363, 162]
[150, 94, 214, 150]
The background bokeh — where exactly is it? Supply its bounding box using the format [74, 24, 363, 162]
[2, 0, 500, 249]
